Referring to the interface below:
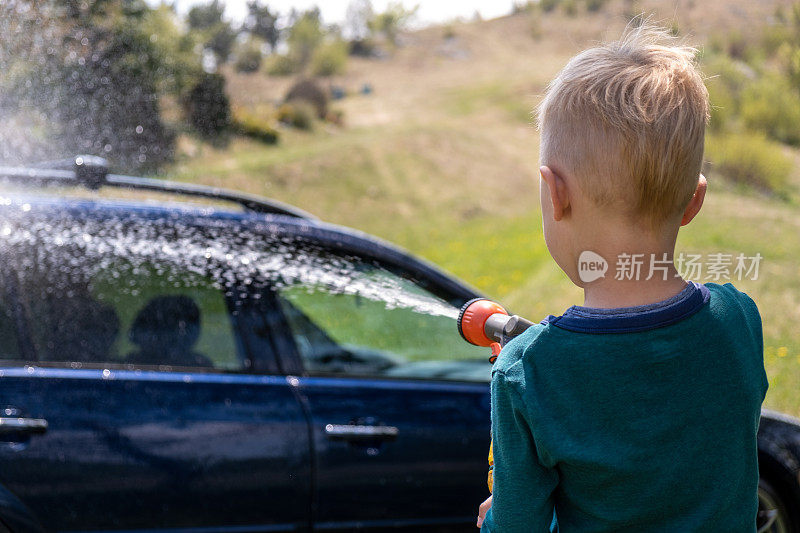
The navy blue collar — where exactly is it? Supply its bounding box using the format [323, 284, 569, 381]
[542, 282, 710, 334]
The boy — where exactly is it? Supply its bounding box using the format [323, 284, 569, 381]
[477, 24, 768, 532]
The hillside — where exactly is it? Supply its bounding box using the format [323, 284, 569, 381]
[167, 0, 800, 415]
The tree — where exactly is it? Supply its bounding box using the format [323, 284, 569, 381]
[370, 2, 418, 46]
[187, 0, 225, 31]
[235, 38, 264, 73]
[186, 73, 231, 138]
[187, 0, 237, 64]
[244, 1, 280, 52]
[287, 8, 324, 68]
[206, 24, 238, 62]
[345, 0, 373, 41]
[141, 4, 204, 96]
[311, 40, 349, 76]
[1, 0, 180, 170]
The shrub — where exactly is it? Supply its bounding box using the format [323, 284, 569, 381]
[235, 44, 263, 73]
[287, 9, 325, 67]
[562, 0, 578, 17]
[740, 75, 800, 145]
[349, 38, 377, 57]
[701, 53, 757, 132]
[761, 23, 791, 58]
[705, 132, 792, 194]
[585, 0, 608, 12]
[325, 109, 345, 126]
[540, 0, 559, 13]
[311, 40, 349, 77]
[285, 78, 328, 119]
[276, 102, 315, 130]
[265, 54, 298, 76]
[724, 30, 759, 62]
[185, 73, 231, 137]
[705, 76, 737, 132]
[232, 107, 279, 144]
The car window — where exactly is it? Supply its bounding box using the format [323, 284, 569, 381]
[1, 212, 248, 371]
[16, 257, 243, 371]
[276, 259, 491, 382]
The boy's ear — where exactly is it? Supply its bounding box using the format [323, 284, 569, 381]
[680, 174, 707, 226]
[540, 165, 570, 222]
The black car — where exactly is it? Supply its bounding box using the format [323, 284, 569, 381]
[0, 157, 794, 532]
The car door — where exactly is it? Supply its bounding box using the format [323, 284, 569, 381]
[264, 238, 493, 531]
[0, 208, 311, 531]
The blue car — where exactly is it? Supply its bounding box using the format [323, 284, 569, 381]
[0, 158, 796, 532]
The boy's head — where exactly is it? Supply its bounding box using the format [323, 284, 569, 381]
[536, 23, 709, 284]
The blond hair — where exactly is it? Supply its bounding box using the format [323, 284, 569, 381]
[537, 23, 709, 226]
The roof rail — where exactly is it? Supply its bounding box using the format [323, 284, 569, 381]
[0, 155, 317, 220]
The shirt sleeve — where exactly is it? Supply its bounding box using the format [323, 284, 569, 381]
[483, 370, 559, 533]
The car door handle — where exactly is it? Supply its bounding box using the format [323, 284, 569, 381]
[0, 417, 48, 435]
[324, 423, 398, 442]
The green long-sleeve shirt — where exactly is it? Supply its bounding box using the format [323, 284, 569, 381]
[481, 282, 767, 532]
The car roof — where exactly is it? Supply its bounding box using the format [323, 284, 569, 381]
[0, 192, 482, 302]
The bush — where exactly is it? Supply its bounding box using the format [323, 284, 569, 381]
[285, 78, 328, 119]
[585, 0, 607, 12]
[761, 23, 791, 58]
[349, 38, 377, 57]
[740, 75, 800, 145]
[562, 0, 578, 17]
[325, 109, 345, 127]
[232, 107, 279, 144]
[311, 40, 349, 77]
[265, 54, 298, 76]
[186, 73, 231, 137]
[701, 53, 757, 132]
[235, 45, 263, 73]
[705, 76, 737, 132]
[540, 0, 559, 12]
[725, 30, 756, 62]
[705, 132, 792, 194]
[276, 102, 315, 130]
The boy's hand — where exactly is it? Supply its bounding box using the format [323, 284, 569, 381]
[476, 495, 493, 528]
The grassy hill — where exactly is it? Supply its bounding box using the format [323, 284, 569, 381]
[166, 0, 800, 415]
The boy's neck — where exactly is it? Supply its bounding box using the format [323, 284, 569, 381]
[582, 265, 689, 308]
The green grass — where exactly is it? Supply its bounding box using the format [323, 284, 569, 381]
[445, 82, 535, 124]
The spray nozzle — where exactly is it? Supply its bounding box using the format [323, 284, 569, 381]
[457, 298, 535, 353]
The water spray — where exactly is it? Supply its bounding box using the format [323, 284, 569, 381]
[457, 298, 535, 363]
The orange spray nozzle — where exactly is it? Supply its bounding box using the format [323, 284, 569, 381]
[457, 298, 509, 347]
[457, 298, 536, 354]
